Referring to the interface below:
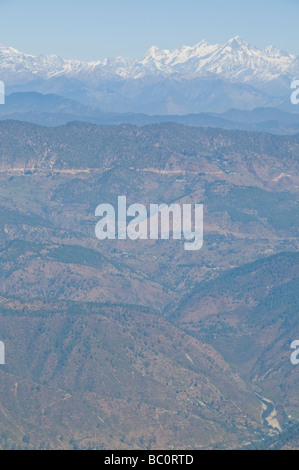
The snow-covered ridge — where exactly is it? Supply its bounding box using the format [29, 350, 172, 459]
[0, 36, 298, 84]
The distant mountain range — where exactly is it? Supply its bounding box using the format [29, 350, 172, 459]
[1, 37, 298, 114]
[1, 36, 297, 83]
[1, 92, 299, 134]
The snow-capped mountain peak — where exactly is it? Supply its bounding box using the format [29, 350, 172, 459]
[0, 37, 298, 85]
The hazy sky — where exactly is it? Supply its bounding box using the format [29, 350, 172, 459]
[0, 0, 298, 60]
